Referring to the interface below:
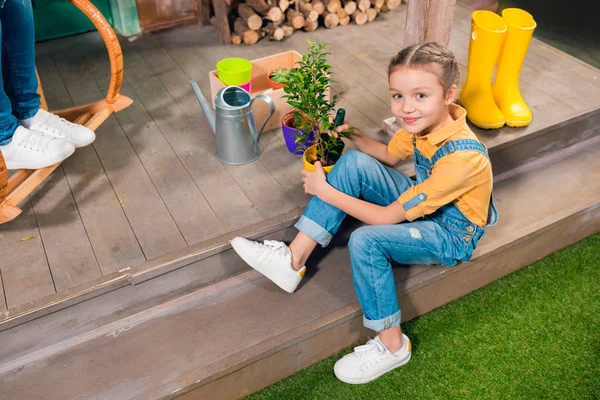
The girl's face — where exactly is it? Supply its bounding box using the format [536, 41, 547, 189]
[389, 65, 456, 135]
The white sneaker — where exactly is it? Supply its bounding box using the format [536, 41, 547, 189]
[230, 237, 306, 293]
[24, 109, 95, 148]
[334, 334, 412, 384]
[0, 126, 75, 170]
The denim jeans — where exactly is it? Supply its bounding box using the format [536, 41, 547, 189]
[295, 150, 491, 332]
[0, 0, 40, 145]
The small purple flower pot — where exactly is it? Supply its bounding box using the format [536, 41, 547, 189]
[282, 111, 315, 155]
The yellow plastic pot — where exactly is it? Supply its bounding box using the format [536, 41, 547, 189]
[216, 58, 252, 86]
[459, 11, 507, 129]
[492, 8, 537, 127]
[302, 145, 335, 175]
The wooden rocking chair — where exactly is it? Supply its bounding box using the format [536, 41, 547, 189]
[0, 0, 132, 224]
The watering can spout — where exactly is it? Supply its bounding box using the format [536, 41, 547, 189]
[189, 80, 216, 135]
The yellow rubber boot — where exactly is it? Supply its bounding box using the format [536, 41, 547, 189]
[459, 11, 507, 129]
[492, 8, 537, 127]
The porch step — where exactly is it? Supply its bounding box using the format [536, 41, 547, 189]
[1, 107, 598, 332]
[1, 132, 598, 399]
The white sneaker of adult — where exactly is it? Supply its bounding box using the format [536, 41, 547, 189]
[230, 237, 306, 293]
[24, 109, 95, 148]
[0, 126, 75, 170]
[334, 334, 412, 384]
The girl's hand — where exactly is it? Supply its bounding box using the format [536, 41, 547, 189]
[327, 116, 355, 139]
[301, 161, 328, 197]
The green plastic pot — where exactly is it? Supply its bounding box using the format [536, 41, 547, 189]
[216, 58, 252, 86]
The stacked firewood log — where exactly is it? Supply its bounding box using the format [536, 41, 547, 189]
[226, 0, 407, 44]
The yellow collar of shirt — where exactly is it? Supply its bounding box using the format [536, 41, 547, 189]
[416, 104, 467, 146]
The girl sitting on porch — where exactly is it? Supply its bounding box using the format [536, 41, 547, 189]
[0, 0, 95, 170]
[231, 42, 498, 384]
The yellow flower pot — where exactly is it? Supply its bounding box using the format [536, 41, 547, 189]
[302, 144, 335, 175]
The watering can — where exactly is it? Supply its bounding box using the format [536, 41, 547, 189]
[190, 80, 275, 165]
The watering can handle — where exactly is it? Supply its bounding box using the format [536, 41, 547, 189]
[251, 94, 276, 135]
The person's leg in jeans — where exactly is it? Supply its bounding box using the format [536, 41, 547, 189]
[0, 0, 24, 146]
[1, 0, 40, 126]
[231, 150, 415, 291]
[232, 149, 415, 293]
[332, 220, 456, 384]
[5, 1, 95, 151]
[290, 149, 415, 269]
[0, 0, 75, 169]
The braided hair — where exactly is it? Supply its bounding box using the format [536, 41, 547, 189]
[388, 42, 459, 94]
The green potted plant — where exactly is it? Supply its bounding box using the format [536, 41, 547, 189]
[271, 41, 356, 172]
[267, 70, 286, 90]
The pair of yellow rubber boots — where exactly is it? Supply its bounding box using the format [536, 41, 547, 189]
[459, 8, 537, 129]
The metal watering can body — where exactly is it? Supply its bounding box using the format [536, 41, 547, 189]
[190, 80, 275, 165]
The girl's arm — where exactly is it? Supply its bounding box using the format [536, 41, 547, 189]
[320, 184, 406, 225]
[335, 124, 401, 167]
[352, 134, 401, 167]
[303, 163, 406, 225]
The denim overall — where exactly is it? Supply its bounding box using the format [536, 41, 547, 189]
[294, 141, 498, 331]
[414, 138, 499, 262]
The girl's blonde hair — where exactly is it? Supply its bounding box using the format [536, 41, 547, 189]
[388, 42, 459, 94]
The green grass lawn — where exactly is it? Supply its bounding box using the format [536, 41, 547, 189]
[246, 233, 600, 399]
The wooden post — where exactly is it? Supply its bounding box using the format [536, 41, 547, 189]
[403, 0, 455, 47]
[199, 0, 211, 25]
[212, 0, 232, 44]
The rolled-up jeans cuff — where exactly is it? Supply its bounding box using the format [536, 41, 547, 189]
[363, 310, 401, 332]
[12, 100, 40, 120]
[294, 215, 333, 247]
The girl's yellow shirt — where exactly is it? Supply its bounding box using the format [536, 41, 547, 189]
[387, 104, 493, 227]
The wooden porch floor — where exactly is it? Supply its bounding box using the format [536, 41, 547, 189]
[1, 3, 599, 318]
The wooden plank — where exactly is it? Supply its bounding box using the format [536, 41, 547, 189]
[122, 37, 266, 231]
[0, 274, 5, 312]
[35, 56, 146, 275]
[222, 156, 299, 219]
[309, 30, 391, 107]
[0, 272, 129, 332]
[115, 82, 226, 245]
[404, 0, 456, 47]
[0, 222, 302, 365]
[85, 41, 226, 245]
[1, 132, 599, 398]
[29, 169, 102, 291]
[213, 0, 232, 45]
[13, 56, 102, 295]
[528, 39, 600, 90]
[177, 316, 369, 400]
[129, 36, 215, 143]
[149, 25, 261, 126]
[424, 0, 456, 45]
[489, 108, 600, 176]
[199, 0, 210, 25]
[0, 199, 55, 308]
[52, 39, 187, 260]
[126, 36, 295, 224]
[320, 18, 400, 80]
[403, 0, 428, 47]
[258, 136, 311, 208]
[128, 208, 304, 284]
